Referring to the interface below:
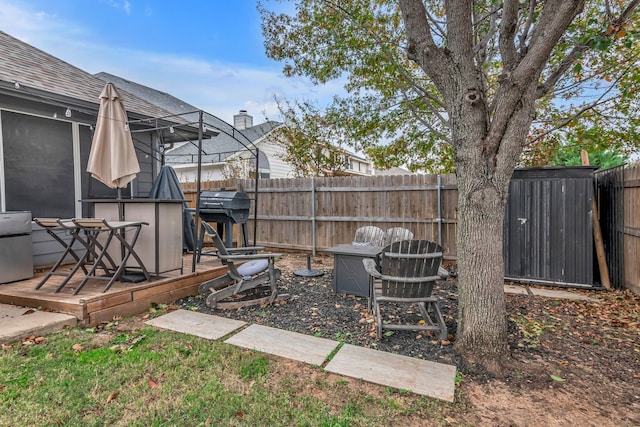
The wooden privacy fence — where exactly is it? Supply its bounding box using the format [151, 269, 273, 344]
[182, 174, 459, 260]
[181, 169, 640, 292]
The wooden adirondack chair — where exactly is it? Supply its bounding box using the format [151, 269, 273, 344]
[363, 239, 448, 340]
[381, 227, 414, 247]
[353, 225, 385, 246]
[197, 221, 283, 309]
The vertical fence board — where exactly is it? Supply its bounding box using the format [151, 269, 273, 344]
[624, 167, 640, 293]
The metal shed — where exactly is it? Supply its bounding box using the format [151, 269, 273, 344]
[503, 166, 600, 288]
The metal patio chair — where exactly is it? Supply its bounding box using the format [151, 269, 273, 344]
[363, 239, 448, 340]
[197, 221, 284, 309]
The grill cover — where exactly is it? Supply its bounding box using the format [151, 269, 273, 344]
[0, 211, 32, 236]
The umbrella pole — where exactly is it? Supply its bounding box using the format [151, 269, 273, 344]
[117, 187, 124, 221]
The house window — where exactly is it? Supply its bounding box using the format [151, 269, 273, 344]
[343, 155, 351, 169]
[1, 111, 75, 218]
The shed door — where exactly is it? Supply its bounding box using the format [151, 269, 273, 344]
[504, 171, 594, 287]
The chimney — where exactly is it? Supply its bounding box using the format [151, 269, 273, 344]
[233, 109, 253, 130]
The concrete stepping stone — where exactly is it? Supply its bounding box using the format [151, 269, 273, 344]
[224, 324, 339, 366]
[504, 284, 530, 295]
[0, 303, 77, 344]
[325, 343, 457, 402]
[529, 287, 599, 302]
[146, 309, 245, 340]
[504, 284, 599, 302]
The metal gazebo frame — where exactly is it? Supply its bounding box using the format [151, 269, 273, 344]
[128, 109, 263, 272]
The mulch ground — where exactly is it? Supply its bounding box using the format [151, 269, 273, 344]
[175, 253, 640, 422]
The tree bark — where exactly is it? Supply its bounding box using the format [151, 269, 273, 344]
[454, 167, 510, 370]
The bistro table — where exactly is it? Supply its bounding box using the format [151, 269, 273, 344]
[325, 244, 383, 298]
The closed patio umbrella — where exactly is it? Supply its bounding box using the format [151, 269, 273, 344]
[87, 83, 140, 192]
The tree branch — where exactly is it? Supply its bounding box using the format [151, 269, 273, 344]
[530, 73, 625, 144]
[473, 3, 500, 56]
[499, 0, 519, 70]
[487, 2, 583, 159]
[398, 0, 452, 92]
[537, 0, 640, 98]
[518, 0, 536, 56]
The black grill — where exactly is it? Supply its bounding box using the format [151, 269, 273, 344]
[198, 191, 250, 247]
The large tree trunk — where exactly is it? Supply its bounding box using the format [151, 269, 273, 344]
[398, 0, 591, 373]
[454, 170, 509, 370]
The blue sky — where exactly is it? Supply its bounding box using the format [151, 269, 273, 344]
[0, 0, 342, 124]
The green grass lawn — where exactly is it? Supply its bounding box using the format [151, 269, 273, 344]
[0, 321, 465, 426]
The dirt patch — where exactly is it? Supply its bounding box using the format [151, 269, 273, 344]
[171, 253, 640, 425]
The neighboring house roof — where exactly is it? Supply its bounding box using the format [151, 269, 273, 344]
[375, 166, 412, 175]
[165, 120, 282, 165]
[0, 30, 179, 122]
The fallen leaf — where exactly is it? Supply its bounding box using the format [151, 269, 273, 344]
[236, 411, 244, 419]
[1, 344, 12, 350]
[34, 337, 45, 344]
[106, 392, 118, 403]
[441, 340, 452, 346]
[615, 28, 627, 39]
[72, 343, 83, 352]
[149, 379, 158, 388]
[22, 309, 35, 315]
[550, 374, 566, 382]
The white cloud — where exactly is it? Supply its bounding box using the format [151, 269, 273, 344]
[0, 0, 345, 124]
[107, 0, 131, 15]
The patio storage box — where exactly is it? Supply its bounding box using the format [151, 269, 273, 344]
[503, 166, 599, 288]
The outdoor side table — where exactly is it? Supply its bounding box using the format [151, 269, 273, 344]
[325, 244, 383, 298]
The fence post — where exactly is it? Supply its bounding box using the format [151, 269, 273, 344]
[311, 176, 316, 256]
[437, 174, 443, 247]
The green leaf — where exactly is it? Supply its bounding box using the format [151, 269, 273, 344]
[550, 375, 566, 382]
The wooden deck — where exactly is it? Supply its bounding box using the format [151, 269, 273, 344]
[0, 254, 228, 327]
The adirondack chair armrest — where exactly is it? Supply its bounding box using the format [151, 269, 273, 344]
[379, 274, 441, 283]
[362, 258, 381, 278]
[218, 253, 283, 262]
[225, 246, 265, 255]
